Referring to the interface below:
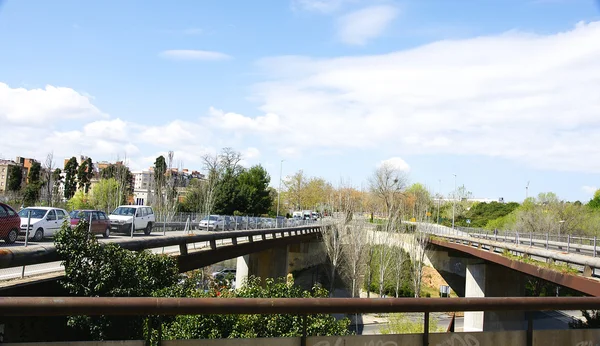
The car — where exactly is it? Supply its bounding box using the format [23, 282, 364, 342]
[211, 268, 236, 278]
[109, 205, 155, 235]
[18, 207, 70, 241]
[0, 202, 20, 244]
[199, 215, 227, 231]
[69, 210, 111, 238]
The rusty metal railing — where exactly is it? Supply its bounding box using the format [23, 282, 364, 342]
[1, 296, 599, 346]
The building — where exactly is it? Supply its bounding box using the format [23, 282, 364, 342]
[0, 159, 21, 192]
[15, 157, 38, 184]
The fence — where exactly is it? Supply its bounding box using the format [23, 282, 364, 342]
[1, 296, 600, 345]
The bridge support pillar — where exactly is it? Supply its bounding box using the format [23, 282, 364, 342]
[464, 263, 526, 332]
[236, 246, 290, 288]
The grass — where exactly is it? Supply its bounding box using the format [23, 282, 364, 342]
[501, 249, 579, 275]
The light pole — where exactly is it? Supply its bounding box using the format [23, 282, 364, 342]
[452, 174, 457, 230]
[276, 160, 284, 219]
[437, 179, 441, 225]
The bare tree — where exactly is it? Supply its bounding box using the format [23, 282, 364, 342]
[391, 243, 407, 298]
[376, 215, 400, 297]
[369, 162, 408, 216]
[201, 152, 220, 219]
[42, 152, 54, 206]
[408, 223, 432, 298]
[321, 221, 344, 296]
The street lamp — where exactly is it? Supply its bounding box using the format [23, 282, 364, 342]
[276, 160, 284, 219]
[452, 174, 457, 230]
[437, 179, 441, 225]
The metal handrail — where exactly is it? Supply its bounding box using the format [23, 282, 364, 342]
[0, 225, 322, 269]
[0, 296, 599, 316]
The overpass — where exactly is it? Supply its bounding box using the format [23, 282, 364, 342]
[0, 224, 323, 294]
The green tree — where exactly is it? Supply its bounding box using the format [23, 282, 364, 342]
[52, 168, 63, 205]
[77, 157, 94, 193]
[100, 163, 133, 205]
[156, 276, 350, 341]
[7, 165, 23, 192]
[237, 165, 273, 215]
[91, 178, 121, 213]
[67, 190, 94, 210]
[63, 157, 79, 200]
[22, 161, 43, 206]
[54, 219, 179, 340]
[587, 190, 600, 209]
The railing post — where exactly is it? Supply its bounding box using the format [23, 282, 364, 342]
[526, 312, 533, 346]
[516, 231, 519, 245]
[301, 314, 308, 346]
[567, 235, 571, 253]
[546, 233, 549, 249]
[179, 243, 188, 256]
[232, 236, 237, 246]
[594, 236, 597, 257]
[423, 311, 429, 346]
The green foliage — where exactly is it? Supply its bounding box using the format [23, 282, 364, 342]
[7, 165, 23, 192]
[99, 163, 133, 203]
[237, 165, 272, 216]
[587, 190, 600, 209]
[364, 245, 414, 297]
[464, 201, 520, 228]
[156, 276, 350, 341]
[91, 178, 121, 213]
[63, 157, 79, 200]
[77, 157, 94, 193]
[67, 190, 94, 211]
[380, 313, 441, 334]
[54, 220, 179, 340]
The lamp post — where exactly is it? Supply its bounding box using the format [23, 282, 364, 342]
[437, 179, 441, 225]
[276, 160, 284, 220]
[452, 174, 457, 230]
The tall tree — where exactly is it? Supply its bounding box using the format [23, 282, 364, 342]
[91, 178, 121, 213]
[100, 163, 133, 205]
[237, 164, 272, 216]
[369, 163, 408, 217]
[284, 170, 307, 210]
[153, 155, 167, 218]
[63, 157, 79, 200]
[22, 161, 42, 206]
[42, 152, 55, 206]
[7, 165, 23, 192]
[52, 168, 63, 205]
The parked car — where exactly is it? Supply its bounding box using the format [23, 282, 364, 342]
[0, 202, 20, 244]
[18, 207, 70, 241]
[109, 205, 155, 235]
[69, 210, 111, 238]
[211, 268, 236, 278]
[199, 215, 227, 231]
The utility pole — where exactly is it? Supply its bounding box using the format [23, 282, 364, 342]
[452, 174, 457, 229]
[276, 160, 284, 219]
[437, 179, 441, 225]
[526, 181, 530, 200]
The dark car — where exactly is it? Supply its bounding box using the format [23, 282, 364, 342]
[0, 203, 20, 243]
[69, 210, 111, 238]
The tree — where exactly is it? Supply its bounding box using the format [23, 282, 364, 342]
[42, 152, 55, 206]
[54, 217, 179, 340]
[22, 161, 42, 206]
[237, 165, 272, 216]
[7, 165, 22, 192]
[408, 224, 432, 297]
[52, 168, 63, 205]
[91, 178, 121, 213]
[63, 157, 79, 200]
[284, 170, 307, 211]
[67, 190, 94, 210]
[587, 190, 600, 209]
[100, 162, 133, 206]
[77, 157, 94, 194]
[156, 276, 350, 341]
[369, 163, 408, 217]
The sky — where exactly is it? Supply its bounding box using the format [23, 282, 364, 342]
[1, 0, 600, 203]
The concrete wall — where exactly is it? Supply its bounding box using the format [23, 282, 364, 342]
[5, 330, 600, 345]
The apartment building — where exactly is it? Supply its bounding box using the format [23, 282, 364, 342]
[0, 160, 19, 192]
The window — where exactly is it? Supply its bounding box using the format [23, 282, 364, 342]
[56, 210, 67, 219]
[46, 210, 57, 221]
[6, 207, 15, 216]
[92, 212, 99, 220]
[99, 212, 107, 220]
[136, 208, 143, 217]
[145, 207, 153, 215]
[0, 206, 8, 217]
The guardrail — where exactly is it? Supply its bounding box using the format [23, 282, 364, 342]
[1, 296, 599, 346]
[0, 225, 322, 270]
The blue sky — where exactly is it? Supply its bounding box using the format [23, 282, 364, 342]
[1, 0, 600, 202]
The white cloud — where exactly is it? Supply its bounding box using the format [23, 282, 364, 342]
[581, 186, 598, 195]
[0, 82, 107, 126]
[336, 5, 398, 45]
[247, 21, 600, 173]
[159, 50, 232, 61]
[379, 157, 410, 172]
[292, 0, 347, 13]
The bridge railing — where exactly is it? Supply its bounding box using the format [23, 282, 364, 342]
[1, 296, 599, 346]
[0, 225, 323, 281]
[430, 224, 598, 257]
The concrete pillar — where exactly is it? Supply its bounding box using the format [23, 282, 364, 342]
[464, 263, 526, 332]
[235, 246, 290, 289]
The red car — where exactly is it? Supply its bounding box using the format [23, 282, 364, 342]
[69, 210, 111, 238]
[0, 202, 20, 244]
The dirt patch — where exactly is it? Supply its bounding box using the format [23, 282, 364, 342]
[421, 266, 449, 291]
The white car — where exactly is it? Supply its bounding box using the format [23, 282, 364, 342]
[18, 207, 70, 241]
[199, 215, 227, 231]
[109, 205, 155, 235]
[211, 268, 236, 278]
